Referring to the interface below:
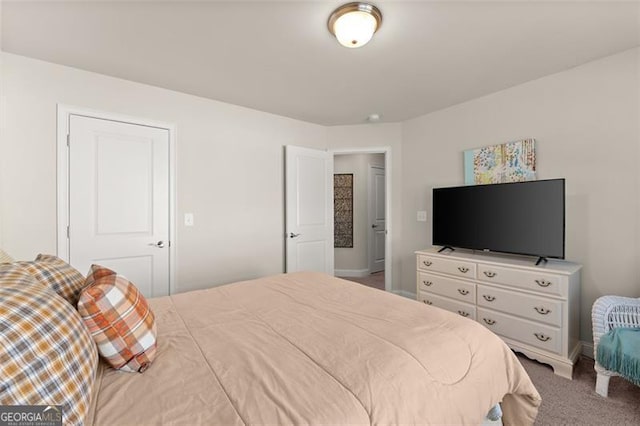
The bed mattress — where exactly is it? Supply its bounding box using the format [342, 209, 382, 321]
[86, 272, 540, 425]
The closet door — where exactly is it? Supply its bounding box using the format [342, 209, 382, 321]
[68, 114, 170, 297]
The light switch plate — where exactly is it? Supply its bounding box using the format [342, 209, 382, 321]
[184, 213, 194, 227]
[417, 211, 427, 222]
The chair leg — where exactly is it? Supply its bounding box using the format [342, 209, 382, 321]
[596, 373, 610, 397]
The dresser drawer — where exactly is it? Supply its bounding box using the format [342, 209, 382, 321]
[417, 255, 476, 278]
[418, 292, 476, 320]
[477, 284, 563, 327]
[418, 272, 475, 303]
[477, 264, 564, 297]
[477, 308, 562, 354]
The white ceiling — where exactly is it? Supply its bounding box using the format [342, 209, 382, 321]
[2, 1, 639, 125]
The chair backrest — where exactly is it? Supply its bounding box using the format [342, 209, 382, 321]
[605, 303, 640, 332]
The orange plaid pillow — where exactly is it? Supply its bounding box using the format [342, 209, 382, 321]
[0, 263, 98, 426]
[78, 265, 157, 373]
[17, 254, 86, 306]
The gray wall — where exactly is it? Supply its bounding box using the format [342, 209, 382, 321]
[3, 46, 639, 345]
[0, 54, 406, 294]
[400, 47, 640, 343]
[0, 53, 327, 292]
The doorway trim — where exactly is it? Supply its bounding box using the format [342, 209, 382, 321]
[56, 104, 177, 295]
[330, 147, 392, 292]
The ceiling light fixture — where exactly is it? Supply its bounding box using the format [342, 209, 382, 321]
[328, 2, 382, 49]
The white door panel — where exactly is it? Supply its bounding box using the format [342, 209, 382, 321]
[69, 115, 170, 297]
[375, 174, 385, 218]
[298, 157, 327, 225]
[285, 145, 333, 274]
[369, 166, 385, 274]
[95, 136, 152, 234]
[90, 255, 154, 298]
[296, 241, 327, 272]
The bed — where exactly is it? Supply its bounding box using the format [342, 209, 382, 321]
[83, 271, 540, 425]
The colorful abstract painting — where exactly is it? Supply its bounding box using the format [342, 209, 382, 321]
[334, 174, 353, 248]
[464, 139, 536, 184]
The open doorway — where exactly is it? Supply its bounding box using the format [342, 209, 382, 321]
[332, 149, 389, 291]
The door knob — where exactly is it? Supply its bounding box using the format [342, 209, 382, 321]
[371, 224, 379, 228]
[149, 241, 165, 248]
[289, 232, 301, 238]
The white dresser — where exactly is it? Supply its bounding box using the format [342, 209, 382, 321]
[415, 247, 581, 379]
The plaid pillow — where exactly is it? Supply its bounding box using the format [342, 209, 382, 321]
[0, 248, 13, 263]
[17, 254, 86, 306]
[78, 265, 157, 373]
[0, 264, 98, 426]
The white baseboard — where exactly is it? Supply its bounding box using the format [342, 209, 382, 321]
[581, 341, 594, 359]
[335, 268, 370, 278]
[391, 289, 416, 299]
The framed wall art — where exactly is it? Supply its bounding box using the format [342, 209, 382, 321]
[464, 138, 536, 184]
[333, 173, 353, 248]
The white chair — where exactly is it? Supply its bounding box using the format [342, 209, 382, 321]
[591, 295, 640, 397]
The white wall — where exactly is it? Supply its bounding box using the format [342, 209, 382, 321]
[0, 53, 407, 294]
[334, 153, 384, 273]
[401, 47, 640, 342]
[4, 45, 638, 343]
[0, 53, 328, 293]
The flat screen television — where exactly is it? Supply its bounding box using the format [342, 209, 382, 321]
[432, 179, 565, 261]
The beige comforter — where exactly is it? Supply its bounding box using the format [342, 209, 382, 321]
[87, 272, 540, 425]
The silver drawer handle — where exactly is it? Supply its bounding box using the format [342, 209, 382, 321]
[458, 266, 469, 273]
[422, 280, 433, 286]
[535, 279, 552, 287]
[534, 333, 551, 342]
[483, 271, 497, 278]
[534, 307, 551, 315]
[482, 295, 495, 302]
[423, 300, 432, 305]
[457, 310, 469, 317]
[423, 260, 432, 267]
[457, 289, 469, 296]
[483, 318, 496, 326]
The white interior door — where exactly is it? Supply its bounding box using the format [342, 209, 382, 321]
[285, 145, 334, 274]
[68, 114, 170, 297]
[368, 165, 385, 274]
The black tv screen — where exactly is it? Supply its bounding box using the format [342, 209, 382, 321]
[432, 179, 565, 259]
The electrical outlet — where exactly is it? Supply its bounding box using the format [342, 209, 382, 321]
[184, 213, 194, 227]
[417, 211, 427, 222]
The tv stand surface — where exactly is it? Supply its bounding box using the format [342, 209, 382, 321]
[415, 247, 582, 379]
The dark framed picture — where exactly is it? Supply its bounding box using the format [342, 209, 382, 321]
[334, 173, 353, 248]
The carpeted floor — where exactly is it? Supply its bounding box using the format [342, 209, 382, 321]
[517, 353, 640, 425]
[339, 271, 385, 290]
